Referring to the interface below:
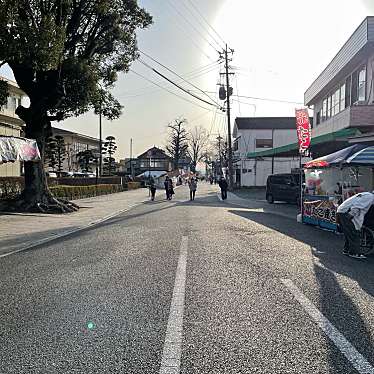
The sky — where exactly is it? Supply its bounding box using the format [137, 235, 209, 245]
[2, 0, 374, 159]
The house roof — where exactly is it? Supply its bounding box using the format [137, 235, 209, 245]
[137, 146, 171, 159]
[234, 117, 298, 130]
[52, 127, 100, 143]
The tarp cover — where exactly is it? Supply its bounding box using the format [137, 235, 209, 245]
[0, 136, 41, 164]
[136, 170, 167, 178]
[304, 144, 372, 168]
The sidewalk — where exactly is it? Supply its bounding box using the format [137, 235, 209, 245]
[0, 188, 150, 257]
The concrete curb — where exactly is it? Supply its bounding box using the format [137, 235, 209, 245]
[0, 203, 141, 259]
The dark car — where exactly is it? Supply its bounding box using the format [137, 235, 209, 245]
[266, 173, 301, 204]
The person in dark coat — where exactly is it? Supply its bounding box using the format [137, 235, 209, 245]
[218, 177, 228, 200]
[164, 176, 174, 200]
[149, 177, 156, 201]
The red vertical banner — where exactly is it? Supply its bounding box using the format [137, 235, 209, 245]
[295, 108, 311, 154]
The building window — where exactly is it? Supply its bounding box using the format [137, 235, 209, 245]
[327, 95, 332, 119]
[316, 111, 321, 125]
[331, 89, 338, 116]
[255, 139, 273, 148]
[351, 70, 358, 104]
[322, 99, 327, 121]
[345, 76, 351, 107]
[358, 66, 366, 102]
[340, 83, 346, 111]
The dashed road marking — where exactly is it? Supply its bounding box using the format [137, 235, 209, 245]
[282, 278, 374, 374]
[159, 236, 188, 374]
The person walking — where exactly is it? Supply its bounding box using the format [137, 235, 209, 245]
[336, 191, 374, 259]
[218, 177, 228, 200]
[149, 177, 156, 201]
[164, 176, 174, 200]
[188, 177, 197, 201]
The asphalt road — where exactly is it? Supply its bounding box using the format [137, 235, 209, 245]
[1, 184, 374, 373]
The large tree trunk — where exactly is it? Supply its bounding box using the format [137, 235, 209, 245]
[2, 111, 78, 213]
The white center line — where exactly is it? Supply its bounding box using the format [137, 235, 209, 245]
[159, 236, 188, 374]
[281, 279, 374, 374]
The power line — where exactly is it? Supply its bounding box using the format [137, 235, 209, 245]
[129, 69, 214, 111]
[201, 90, 304, 105]
[185, 0, 227, 46]
[138, 59, 221, 109]
[164, 0, 221, 54]
[119, 63, 221, 99]
[166, 13, 216, 61]
[179, 0, 225, 50]
[139, 50, 222, 107]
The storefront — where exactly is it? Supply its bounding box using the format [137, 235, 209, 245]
[302, 145, 374, 231]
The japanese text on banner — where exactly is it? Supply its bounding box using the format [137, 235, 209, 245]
[295, 108, 311, 154]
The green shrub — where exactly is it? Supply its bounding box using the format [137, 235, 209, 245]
[128, 182, 141, 190]
[0, 177, 24, 199]
[49, 184, 124, 200]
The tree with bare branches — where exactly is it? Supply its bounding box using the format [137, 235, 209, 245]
[187, 126, 209, 173]
[166, 118, 189, 170]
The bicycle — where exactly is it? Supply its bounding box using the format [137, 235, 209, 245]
[360, 225, 374, 256]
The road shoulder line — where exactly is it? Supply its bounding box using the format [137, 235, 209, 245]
[281, 278, 374, 374]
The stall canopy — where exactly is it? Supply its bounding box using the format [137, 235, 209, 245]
[303, 144, 374, 168]
[0, 137, 40, 164]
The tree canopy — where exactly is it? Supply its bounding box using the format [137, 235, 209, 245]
[0, 0, 152, 122]
[0, 0, 152, 212]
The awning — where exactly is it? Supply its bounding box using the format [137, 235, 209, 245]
[0, 136, 40, 163]
[304, 144, 374, 168]
[246, 128, 360, 158]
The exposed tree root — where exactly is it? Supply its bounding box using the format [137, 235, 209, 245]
[0, 195, 79, 214]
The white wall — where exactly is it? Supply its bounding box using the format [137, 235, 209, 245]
[239, 157, 309, 187]
[235, 127, 305, 187]
[236, 128, 298, 157]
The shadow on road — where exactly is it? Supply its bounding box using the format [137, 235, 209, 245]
[229, 208, 374, 371]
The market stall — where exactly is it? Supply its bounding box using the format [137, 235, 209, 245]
[302, 144, 374, 231]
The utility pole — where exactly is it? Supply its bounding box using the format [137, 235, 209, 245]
[130, 138, 134, 178]
[99, 99, 103, 177]
[217, 135, 223, 175]
[219, 44, 235, 190]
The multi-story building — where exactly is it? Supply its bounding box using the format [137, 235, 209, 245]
[233, 117, 309, 187]
[50, 127, 100, 172]
[305, 16, 374, 148]
[0, 78, 26, 177]
[240, 17, 374, 187]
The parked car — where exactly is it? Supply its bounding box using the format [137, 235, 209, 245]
[71, 172, 95, 178]
[266, 173, 302, 204]
[46, 172, 57, 178]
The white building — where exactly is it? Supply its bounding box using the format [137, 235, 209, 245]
[233, 117, 309, 187]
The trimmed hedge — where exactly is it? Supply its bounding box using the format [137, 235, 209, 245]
[127, 182, 141, 190]
[49, 184, 124, 200]
[0, 177, 24, 199]
[0, 177, 140, 200]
